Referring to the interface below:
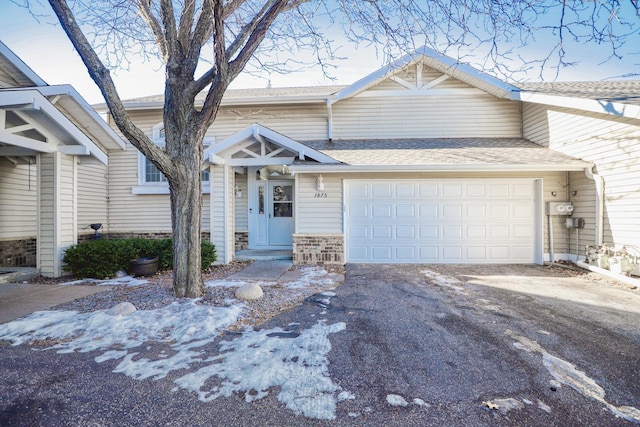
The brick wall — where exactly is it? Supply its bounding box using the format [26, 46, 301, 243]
[293, 234, 344, 265]
[0, 238, 37, 267]
[235, 231, 249, 251]
[79, 232, 211, 242]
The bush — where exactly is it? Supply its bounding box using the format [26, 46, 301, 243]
[62, 238, 217, 278]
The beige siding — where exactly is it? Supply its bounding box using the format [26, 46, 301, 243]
[37, 152, 77, 276]
[38, 153, 56, 274]
[77, 158, 108, 236]
[332, 95, 521, 140]
[234, 172, 248, 231]
[211, 103, 328, 141]
[524, 103, 640, 251]
[296, 171, 571, 259]
[0, 158, 37, 239]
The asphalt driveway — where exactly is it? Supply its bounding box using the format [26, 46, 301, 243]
[1, 264, 639, 426]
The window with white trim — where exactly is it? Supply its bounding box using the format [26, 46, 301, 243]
[133, 122, 212, 194]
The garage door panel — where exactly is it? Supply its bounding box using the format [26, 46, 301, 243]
[345, 179, 538, 264]
[420, 204, 439, 217]
[396, 183, 416, 197]
[443, 205, 463, 218]
[420, 226, 439, 238]
[371, 246, 392, 260]
[396, 205, 415, 217]
[372, 183, 392, 197]
[396, 225, 415, 239]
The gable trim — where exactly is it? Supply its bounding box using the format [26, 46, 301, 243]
[205, 123, 338, 166]
[331, 47, 519, 104]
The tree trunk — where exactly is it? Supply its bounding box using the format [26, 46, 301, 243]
[169, 150, 205, 298]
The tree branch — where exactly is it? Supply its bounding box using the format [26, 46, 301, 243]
[48, 0, 173, 178]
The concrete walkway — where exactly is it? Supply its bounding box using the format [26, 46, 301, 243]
[0, 282, 110, 324]
[226, 260, 293, 281]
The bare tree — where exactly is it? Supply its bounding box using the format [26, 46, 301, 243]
[42, 0, 638, 297]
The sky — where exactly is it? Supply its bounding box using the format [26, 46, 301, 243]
[0, 2, 638, 105]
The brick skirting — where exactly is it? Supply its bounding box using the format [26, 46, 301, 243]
[293, 234, 344, 265]
[79, 232, 211, 242]
[235, 231, 249, 251]
[0, 238, 37, 267]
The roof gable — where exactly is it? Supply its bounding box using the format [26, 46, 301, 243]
[205, 123, 338, 166]
[0, 41, 47, 88]
[331, 47, 519, 104]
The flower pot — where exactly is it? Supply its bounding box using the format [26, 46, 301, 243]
[130, 256, 159, 277]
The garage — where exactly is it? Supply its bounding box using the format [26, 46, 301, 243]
[344, 179, 541, 264]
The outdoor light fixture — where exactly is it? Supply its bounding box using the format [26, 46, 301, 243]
[316, 175, 324, 191]
[235, 184, 242, 198]
[90, 223, 102, 239]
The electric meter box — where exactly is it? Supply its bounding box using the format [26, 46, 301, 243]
[546, 202, 574, 215]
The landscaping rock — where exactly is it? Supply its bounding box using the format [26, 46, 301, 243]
[235, 282, 263, 300]
[105, 302, 137, 316]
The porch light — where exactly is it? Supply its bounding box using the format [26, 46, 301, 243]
[235, 184, 242, 198]
[316, 175, 324, 191]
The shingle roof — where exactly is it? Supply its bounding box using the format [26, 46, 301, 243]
[120, 85, 345, 106]
[517, 81, 640, 107]
[302, 138, 589, 168]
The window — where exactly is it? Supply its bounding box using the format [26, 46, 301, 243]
[133, 122, 212, 194]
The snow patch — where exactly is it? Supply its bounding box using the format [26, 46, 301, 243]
[173, 320, 346, 420]
[483, 398, 524, 415]
[422, 270, 466, 292]
[286, 267, 336, 289]
[507, 330, 640, 423]
[59, 276, 149, 287]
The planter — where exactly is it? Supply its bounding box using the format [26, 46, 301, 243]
[130, 257, 159, 277]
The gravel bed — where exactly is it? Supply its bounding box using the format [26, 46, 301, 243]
[45, 262, 345, 330]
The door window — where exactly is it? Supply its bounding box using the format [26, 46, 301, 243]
[272, 185, 293, 218]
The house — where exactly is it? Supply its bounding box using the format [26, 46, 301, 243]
[96, 47, 639, 270]
[3, 42, 639, 276]
[0, 41, 125, 277]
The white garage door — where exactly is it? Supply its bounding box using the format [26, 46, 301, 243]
[345, 179, 539, 263]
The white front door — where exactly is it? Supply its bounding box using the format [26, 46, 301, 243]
[250, 179, 294, 248]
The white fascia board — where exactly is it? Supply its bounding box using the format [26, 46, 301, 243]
[1, 90, 109, 165]
[515, 91, 640, 120]
[0, 41, 48, 86]
[206, 123, 340, 165]
[289, 163, 592, 173]
[33, 85, 126, 150]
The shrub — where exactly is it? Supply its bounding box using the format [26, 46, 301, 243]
[62, 238, 217, 278]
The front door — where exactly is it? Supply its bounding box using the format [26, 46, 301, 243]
[268, 181, 294, 246]
[251, 179, 294, 248]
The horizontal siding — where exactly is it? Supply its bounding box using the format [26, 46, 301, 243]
[332, 95, 522, 139]
[211, 103, 328, 141]
[234, 173, 248, 231]
[77, 158, 108, 235]
[0, 159, 37, 239]
[524, 103, 640, 251]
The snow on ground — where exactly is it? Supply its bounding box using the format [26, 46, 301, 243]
[57, 276, 149, 287]
[506, 330, 640, 423]
[421, 269, 466, 292]
[0, 268, 349, 420]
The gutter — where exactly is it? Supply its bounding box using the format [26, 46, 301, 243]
[584, 166, 605, 246]
[289, 163, 592, 174]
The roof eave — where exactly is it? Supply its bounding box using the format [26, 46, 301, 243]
[35, 85, 126, 150]
[289, 163, 593, 173]
[514, 91, 640, 120]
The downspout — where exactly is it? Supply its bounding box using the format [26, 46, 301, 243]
[326, 99, 333, 141]
[584, 166, 604, 246]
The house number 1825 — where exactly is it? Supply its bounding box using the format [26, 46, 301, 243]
[314, 192, 328, 198]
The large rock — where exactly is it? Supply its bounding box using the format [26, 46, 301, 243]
[235, 282, 263, 300]
[105, 302, 137, 316]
